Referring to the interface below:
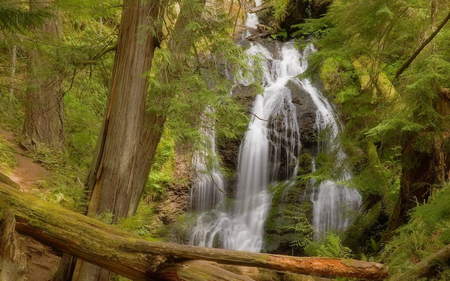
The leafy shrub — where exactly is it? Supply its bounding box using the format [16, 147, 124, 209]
[305, 233, 352, 258]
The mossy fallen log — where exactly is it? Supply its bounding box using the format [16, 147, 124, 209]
[0, 183, 389, 280]
[0, 171, 19, 189]
[155, 260, 255, 281]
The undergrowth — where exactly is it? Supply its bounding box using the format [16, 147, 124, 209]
[381, 185, 450, 279]
[0, 136, 15, 173]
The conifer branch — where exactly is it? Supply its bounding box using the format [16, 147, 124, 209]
[74, 44, 117, 66]
[395, 11, 450, 79]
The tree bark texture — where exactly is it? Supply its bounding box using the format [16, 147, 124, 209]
[0, 209, 27, 281]
[23, 0, 64, 150]
[383, 138, 450, 243]
[9, 45, 17, 104]
[84, 0, 162, 220]
[0, 182, 390, 280]
[73, 0, 165, 279]
[155, 260, 256, 281]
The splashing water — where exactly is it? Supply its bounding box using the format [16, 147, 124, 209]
[299, 44, 362, 239]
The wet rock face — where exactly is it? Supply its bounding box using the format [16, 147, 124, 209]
[251, 0, 332, 37]
[283, 0, 332, 27]
[266, 78, 318, 182]
[286, 80, 318, 155]
[217, 44, 318, 193]
[263, 152, 313, 255]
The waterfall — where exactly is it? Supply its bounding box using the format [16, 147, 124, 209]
[189, 8, 361, 252]
[190, 40, 303, 252]
[190, 127, 226, 213]
[300, 45, 362, 240]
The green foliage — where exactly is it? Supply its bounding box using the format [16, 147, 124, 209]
[0, 136, 15, 173]
[37, 173, 87, 212]
[0, 4, 51, 33]
[117, 203, 156, 238]
[147, 0, 251, 157]
[145, 132, 175, 200]
[57, 0, 122, 19]
[305, 233, 352, 258]
[381, 185, 450, 276]
[169, 213, 197, 244]
[64, 83, 107, 167]
[271, 29, 288, 41]
[292, 4, 450, 263]
[281, 208, 313, 247]
[96, 210, 114, 224]
[271, 0, 290, 23]
[412, 185, 450, 229]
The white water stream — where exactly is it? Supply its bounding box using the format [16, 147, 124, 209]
[190, 41, 303, 252]
[300, 45, 362, 239]
[189, 8, 361, 252]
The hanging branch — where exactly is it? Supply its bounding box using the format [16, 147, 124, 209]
[395, 11, 450, 79]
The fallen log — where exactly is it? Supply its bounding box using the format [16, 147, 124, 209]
[155, 260, 255, 281]
[0, 171, 19, 189]
[0, 182, 389, 280]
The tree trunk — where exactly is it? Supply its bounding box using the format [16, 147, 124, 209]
[69, 0, 164, 280]
[0, 209, 27, 281]
[9, 45, 17, 104]
[22, 0, 64, 150]
[0, 182, 390, 280]
[382, 138, 449, 242]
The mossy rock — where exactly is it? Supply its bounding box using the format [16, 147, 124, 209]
[263, 175, 313, 255]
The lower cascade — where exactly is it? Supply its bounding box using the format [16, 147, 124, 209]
[189, 16, 361, 253]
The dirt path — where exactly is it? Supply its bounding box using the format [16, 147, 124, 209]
[0, 128, 60, 280]
[0, 129, 52, 192]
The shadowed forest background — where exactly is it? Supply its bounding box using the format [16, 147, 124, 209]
[1, 0, 450, 280]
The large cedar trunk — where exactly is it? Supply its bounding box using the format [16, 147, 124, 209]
[22, 0, 64, 150]
[66, 0, 164, 280]
[383, 137, 450, 242]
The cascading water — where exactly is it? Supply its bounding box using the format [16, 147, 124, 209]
[189, 6, 361, 252]
[190, 39, 303, 253]
[299, 45, 362, 239]
[190, 127, 226, 213]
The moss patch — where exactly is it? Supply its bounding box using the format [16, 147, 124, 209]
[263, 157, 314, 255]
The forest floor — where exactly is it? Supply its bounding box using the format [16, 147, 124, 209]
[0, 128, 60, 281]
[0, 129, 51, 192]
